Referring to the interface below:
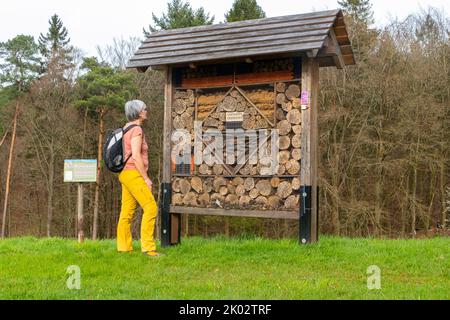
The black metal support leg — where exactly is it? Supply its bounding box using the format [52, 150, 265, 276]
[299, 185, 312, 244]
[159, 182, 172, 247]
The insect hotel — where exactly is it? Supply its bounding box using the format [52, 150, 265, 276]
[127, 9, 355, 246]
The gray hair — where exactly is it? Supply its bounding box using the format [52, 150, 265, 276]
[124, 100, 147, 121]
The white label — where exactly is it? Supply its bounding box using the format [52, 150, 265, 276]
[226, 112, 244, 122]
[64, 171, 73, 182]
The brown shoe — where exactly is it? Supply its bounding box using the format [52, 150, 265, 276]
[144, 250, 163, 257]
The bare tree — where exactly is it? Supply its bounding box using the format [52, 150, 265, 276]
[96, 37, 142, 70]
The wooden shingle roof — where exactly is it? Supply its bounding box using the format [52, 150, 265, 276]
[127, 9, 355, 70]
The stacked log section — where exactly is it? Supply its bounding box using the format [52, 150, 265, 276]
[173, 90, 195, 131]
[170, 82, 302, 213]
[171, 176, 299, 210]
[274, 82, 301, 176]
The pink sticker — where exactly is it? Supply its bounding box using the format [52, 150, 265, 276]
[301, 91, 309, 105]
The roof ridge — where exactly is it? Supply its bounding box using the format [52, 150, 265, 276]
[148, 9, 341, 38]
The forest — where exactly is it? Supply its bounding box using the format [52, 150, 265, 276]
[0, 0, 449, 239]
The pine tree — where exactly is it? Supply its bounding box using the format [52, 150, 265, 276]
[38, 14, 71, 58]
[0, 35, 41, 92]
[0, 35, 41, 238]
[224, 0, 266, 23]
[144, 0, 214, 36]
[338, 0, 376, 57]
[337, 0, 374, 26]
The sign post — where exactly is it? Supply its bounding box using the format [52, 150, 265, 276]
[64, 160, 97, 243]
[77, 183, 84, 243]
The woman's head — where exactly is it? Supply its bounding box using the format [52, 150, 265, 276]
[125, 100, 147, 122]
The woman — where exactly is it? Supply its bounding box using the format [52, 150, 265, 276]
[117, 100, 160, 256]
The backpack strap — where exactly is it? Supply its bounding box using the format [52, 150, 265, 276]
[123, 124, 140, 135]
[122, 124, 142, 164]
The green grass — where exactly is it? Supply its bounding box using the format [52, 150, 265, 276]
[0, 236, 448, 299]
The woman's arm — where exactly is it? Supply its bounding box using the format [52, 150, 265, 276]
[130, 134, 152, 189]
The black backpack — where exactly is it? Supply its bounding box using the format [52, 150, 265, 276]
[103, 124, 140, 173]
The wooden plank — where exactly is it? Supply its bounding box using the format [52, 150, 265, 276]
[317, 36, 334, 55]
[333, 26, 348, 37]
[130, 51, 306, 70]
[176, 78, 301, 91]
[340, 44, 353, 56]
[138, 32, 330, 57]
[335, 35, 351, 45]
[182, 75, 234, 88]
[235, 71, 294, 85]
[181, 71, 294, 88]
[170, 206, 298, 220]
[343, 54, 356, 65]
[128, 41, 325, 68]
[145, 10, 339, 39]
[329, 30, 344, 69]
[163, 66, 173, 183]
[138, 24, 333, 51]
[318, 56, 335, 67]
[134, 35, 328, 61]
[335, 10, 345, 27]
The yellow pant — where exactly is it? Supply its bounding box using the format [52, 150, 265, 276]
[117, 169, 158, 252]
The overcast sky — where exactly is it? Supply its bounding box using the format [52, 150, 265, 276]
[1, 0, 448, 57]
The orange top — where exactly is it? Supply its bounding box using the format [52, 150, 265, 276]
[123, 125, 149, 172]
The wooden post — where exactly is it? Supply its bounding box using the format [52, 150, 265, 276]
[299, 55, 319, 244]
[160, 66, 180, 247]
[77, 183, 85, 243]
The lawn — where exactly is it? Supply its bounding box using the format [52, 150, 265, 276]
[0, 236, 448, 299]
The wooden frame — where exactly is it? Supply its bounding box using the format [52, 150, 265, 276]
[128, 10, 355, 247]
[160, 55, 319, 246]
[170, 206, 297, 220]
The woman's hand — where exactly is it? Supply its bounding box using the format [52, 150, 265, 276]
[145, 178, 153, 191]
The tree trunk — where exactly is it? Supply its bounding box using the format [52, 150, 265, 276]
[93, 107, 105, 240]
[81, 107, 89, 158]
[425, 167, 436, 233]
[46, 146, 55, 237]
[0, 130, 9, 148]
[411, 165, 418, 237]
[440, 161, 446, 229]
[2, 100, 19, 238]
